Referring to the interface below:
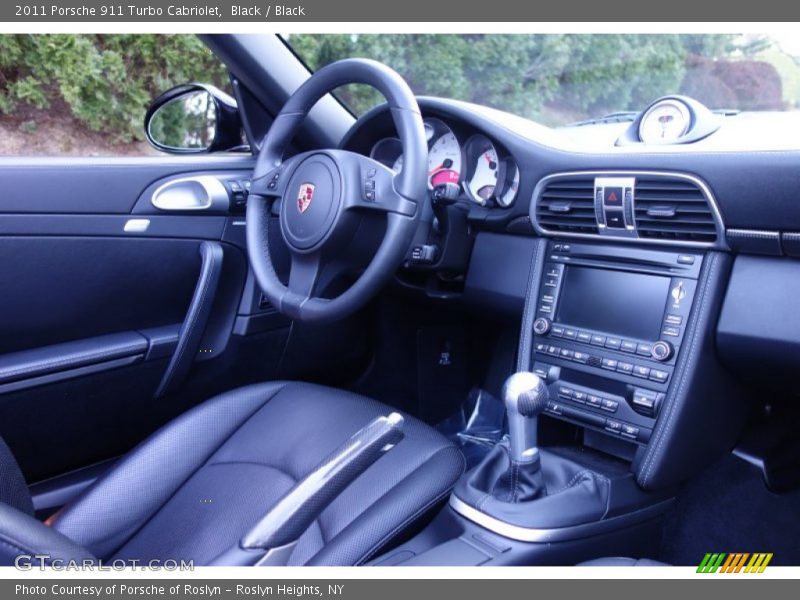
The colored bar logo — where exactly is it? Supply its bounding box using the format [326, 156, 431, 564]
[697, 553, 773, 573]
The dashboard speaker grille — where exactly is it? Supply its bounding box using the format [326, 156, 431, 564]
[634, 177, 718, 243]
[535, 176, 598, 234]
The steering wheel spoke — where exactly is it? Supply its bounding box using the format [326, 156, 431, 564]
[336, 151, 418, 217]
[249, 153, 307, 199]
[287, 252, 322, 299]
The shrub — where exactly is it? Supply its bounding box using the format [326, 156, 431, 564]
[0, 35, 229, 142]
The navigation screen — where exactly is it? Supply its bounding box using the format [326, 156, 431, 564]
[555, 267, 670, 341]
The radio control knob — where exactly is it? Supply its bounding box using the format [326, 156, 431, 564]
[651, 340, 674, 362]
[533, 317, 552, 336]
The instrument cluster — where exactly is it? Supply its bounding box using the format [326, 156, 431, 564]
[369, 117, 520, 208]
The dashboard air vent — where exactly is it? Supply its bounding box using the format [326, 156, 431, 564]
[535, 176, 598, 234]
[634, 177, 718, 243]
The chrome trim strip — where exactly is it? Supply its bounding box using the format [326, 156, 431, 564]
[530, 170, 727, 250]
[726, 228, 780, 238]
[449, 494, 673, 543]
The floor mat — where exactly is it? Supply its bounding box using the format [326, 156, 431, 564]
[660, 453, 800, 566]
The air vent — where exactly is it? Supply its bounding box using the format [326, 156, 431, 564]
[634, 177, 718, 243]
[535, 176, 599, 234]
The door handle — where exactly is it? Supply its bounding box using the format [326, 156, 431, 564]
[151, 176, 230, 211]
[154, 241, 224, 398]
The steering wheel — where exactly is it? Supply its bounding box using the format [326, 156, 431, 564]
[247, 59, 427, 323]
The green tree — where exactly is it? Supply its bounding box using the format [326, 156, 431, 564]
[286, 33, 746, 124]
[0, 34, 228, 142]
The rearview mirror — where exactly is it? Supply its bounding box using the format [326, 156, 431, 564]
[144, 84, 246, 154]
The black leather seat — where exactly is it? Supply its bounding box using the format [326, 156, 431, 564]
[0, 381, 465, 566]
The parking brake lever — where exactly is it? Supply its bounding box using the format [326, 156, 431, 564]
[211, 412, 405, 566]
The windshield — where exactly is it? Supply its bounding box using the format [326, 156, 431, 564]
[284, 34, 799, 126]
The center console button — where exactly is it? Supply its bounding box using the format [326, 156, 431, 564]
[544, 277, 559, 288]
[535, 342, 547, 353]
[572, 390, 587, 403]
[577, 331, 592, 343]
[586, 395, 602, 408]
[558, 386, 573, 398]
[591, 334, 607, 346]
[564, 328, 577, 340]
[649, 369, 669, 383]
[621, 424, 640, 439]
[605, 211, 625, 229]
[605, 419, 622, 434]
[547, 401, 562, 415]
[616, 361, 634, 375]
[662, 326, 680, 337]
[601, 358, 618, 370]
[559, 348, 574, 359]
[636, 343, 653, 357]
[621, 340, 637, 353]
[633, 365, 651, 379]
[551, 325, 565, 337]
[601, 398, 619, 412]
[573, 351, 589, 363]
[651, 340, 674, 362]
[533, 366, 550, 381]
[533, 317, 552, 335]
[632, 389, 657, 410]
[547, 346, 560, 356]
[665, 314, 683, 326]
[605, 337, 621, 350]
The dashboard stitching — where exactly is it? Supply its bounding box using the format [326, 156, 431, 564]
[640, 251, 720, 488]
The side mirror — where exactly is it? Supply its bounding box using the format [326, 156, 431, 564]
[144, 83, 246, 154]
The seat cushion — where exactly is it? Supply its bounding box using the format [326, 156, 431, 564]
[49, 381, 464, 565]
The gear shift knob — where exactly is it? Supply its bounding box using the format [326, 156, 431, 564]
[502, 372, 548, 463]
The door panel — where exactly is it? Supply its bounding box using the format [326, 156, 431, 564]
[0, 156, 255, 214]
[0, 155, 295, 484]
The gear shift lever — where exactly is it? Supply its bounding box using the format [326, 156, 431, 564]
[502, 372, 549, 464]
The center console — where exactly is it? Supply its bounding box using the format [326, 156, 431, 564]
[529, 241, 702, 453]
[372, 169, 750, 565]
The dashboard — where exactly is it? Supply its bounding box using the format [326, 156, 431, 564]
[339, 94, 800, 486]
[341, 96, 800, 238]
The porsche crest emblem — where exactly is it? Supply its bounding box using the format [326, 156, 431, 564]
[297, 183, 315, 214]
